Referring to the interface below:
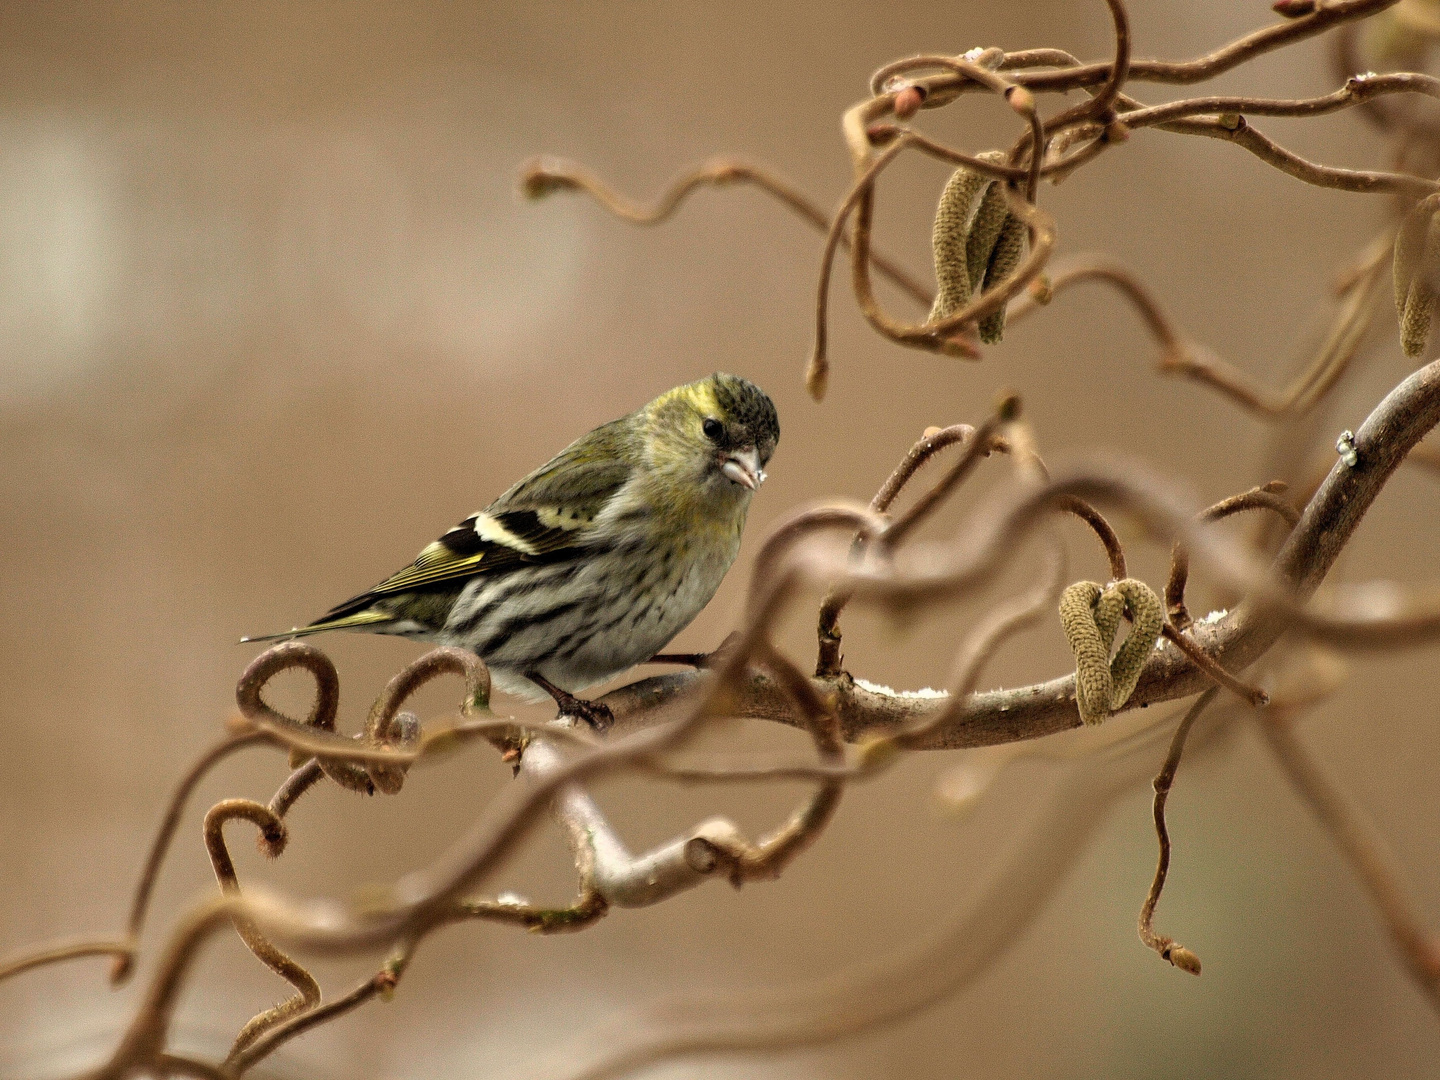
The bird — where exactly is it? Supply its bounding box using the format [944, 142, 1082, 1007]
[243, 372, 779, 730]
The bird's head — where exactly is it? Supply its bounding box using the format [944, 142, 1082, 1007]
[644, 373, 780, 504]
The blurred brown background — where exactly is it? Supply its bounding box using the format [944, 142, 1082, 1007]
[2, 2, 1439, 1077]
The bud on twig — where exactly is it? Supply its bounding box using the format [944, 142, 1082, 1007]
[1167, 944, 1203, 975]
[1004, 85, 1035, 116]
[518, 158, 577, 200]
[893, 85, 925, 120]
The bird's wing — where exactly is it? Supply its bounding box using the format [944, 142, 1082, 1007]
[359, 424, 639, 599]
[234, 419, 644, 642]
[361, 508, 588, 597]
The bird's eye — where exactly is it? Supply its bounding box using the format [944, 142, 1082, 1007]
[702, 417, 724, 441]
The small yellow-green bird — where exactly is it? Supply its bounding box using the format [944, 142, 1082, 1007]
[244, 373, 779, 729]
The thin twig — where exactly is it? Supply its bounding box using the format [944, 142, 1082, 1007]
[0, 937, 134, 984]
[113, 730, 270, 983]
[228, 939, 420, 1077]
[1160, 623, 1268, 706]
[1137, 688, 1218, 974]
[521, 155, 932, 308]
[1007, 239, 1388, 421]
[816, 423, 984, 677]
[1167, 482, 1301, 630]
[202, 799, 319, 1060]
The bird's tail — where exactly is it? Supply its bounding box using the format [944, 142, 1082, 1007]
[239, 609, 395, 644]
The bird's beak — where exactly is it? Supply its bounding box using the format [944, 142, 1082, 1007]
[721, 446, 765, 491]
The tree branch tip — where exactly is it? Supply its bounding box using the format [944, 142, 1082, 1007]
[225, 712, 255, 735]
[683, 836, 724, 874]
[1005, 85, 1036, 115]
[517, 157, 577, 200]
[255, 825, 288, 859]
[894, 86, 925, 119]
[866, 122, 902, 146]
[108, 949, 137, 985]
[995, 391, 1022, 422]
[940, 334, 984, 359]
[1165, 944, 1203, 975]
[805, 353, 829, 400]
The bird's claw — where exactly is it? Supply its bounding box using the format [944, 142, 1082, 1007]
[527, 670, 614, 733]
[561, 697, 614, 733]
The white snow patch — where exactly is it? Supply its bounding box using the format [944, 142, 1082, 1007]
[852, 678, 948, 699]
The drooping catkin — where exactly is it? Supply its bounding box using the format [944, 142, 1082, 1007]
[1394, 203, 1440, 358]
[928, 165, 993, 321]
[979, 213, 1026, 343]
[963, 182, 1011, 293]
[1059, 578, 1163, 725]
[1403, 278, 1434, 359]
[929, 152, 1025, 345]
[1059, 581, 1121, 725]
[1107, 579, 1163, 710]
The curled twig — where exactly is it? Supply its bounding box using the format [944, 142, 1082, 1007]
[1167, 481, 1301, 630]
[815, 422, 985, 677]
[112, 730, 270, 983]
[362, 646, 492, 793]
[1137, 688, 1217, 975]
[521, 154, 933, 308]
[1007, 240, 1389, 421]
[202, 799, 320, 1060]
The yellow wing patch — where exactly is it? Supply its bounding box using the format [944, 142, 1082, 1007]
[372, 547, 488, 595]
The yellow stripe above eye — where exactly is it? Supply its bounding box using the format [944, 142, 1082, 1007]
[652, 378, 720, 420]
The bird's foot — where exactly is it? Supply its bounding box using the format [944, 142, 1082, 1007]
[526, 671, 614, 733]
[649, 631, 742, 670]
